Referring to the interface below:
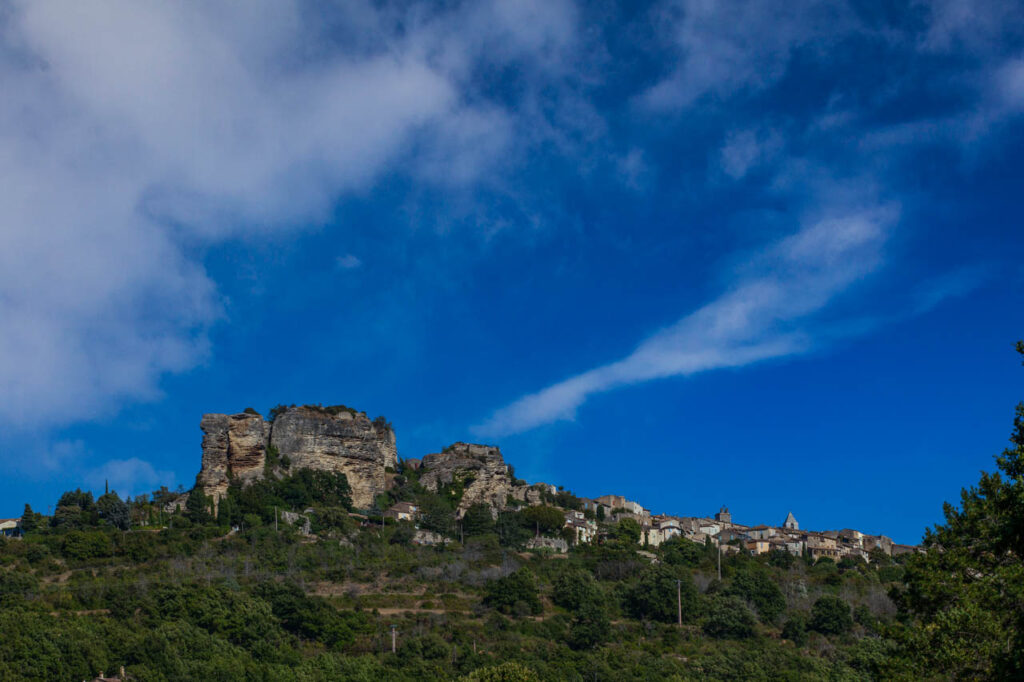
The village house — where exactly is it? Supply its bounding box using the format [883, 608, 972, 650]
[745, 539, 771, 555]
[564, 513, 597, 544]
[698, 520, 721, 536]
[595, 494, 647, 518]
[747, 524, 776, 541]
[643, 516, 682, 547]
[384, 501, 419, 522]
[805, 533, 841, 560]
[0, 518, 21, 538]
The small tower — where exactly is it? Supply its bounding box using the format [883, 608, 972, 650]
[783, 511, 799, 530]
[715, 506, 732, 524]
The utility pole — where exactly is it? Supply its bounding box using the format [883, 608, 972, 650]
[390, 625, 397, 653]
[275, 506, 278, 532]
[676, 579, 682, 626]
[717, 544, 722, 581]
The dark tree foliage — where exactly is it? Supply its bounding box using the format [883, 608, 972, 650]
[568, 600, 610, 650]
[52, 489, 97, 529]
[518, 506, 565, 536]
[462, 503, 495, 537]
[185, 489, 213, 525]
[703, 595, 757, 639]
[484, 568, 542, 615]
[661, 536, 708, 567]
[495, 510, 532, 547]
[226, 469, 353, 527]
[97, 491, 130, 531]
[612, 518, 641, 544]
[809, 596, 853, 635]
[552, 569, 601, 612]
[267, 403, 294, 421]
[782, 612, 809, 646]
[624, 564, 699, 624]
[19, 504, 41, 534]
[417, 496, 456, 536]
[890, 341, 1024, 678]
[725, 569, 785, 623]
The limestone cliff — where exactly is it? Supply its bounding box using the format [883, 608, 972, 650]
[194, 405, 396, 509]
[195, 412, 270, 505]
[419, 442, 514, 517]
[270, 407, 397, 508]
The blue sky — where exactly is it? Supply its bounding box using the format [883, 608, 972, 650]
[1, 0, 1022, 543]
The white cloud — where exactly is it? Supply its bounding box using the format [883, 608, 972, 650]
[336, 254, 363, 270]
[85, 457, 175, 499]
[0, 0, 576, 430]
[719, 128, 784, 179]
[474, 204, 898, 437]
[641, 0, 855, 111]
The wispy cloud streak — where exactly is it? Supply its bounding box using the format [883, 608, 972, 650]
[475, 206, 898, 437]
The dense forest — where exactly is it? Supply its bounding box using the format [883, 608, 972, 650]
[1, 343, 1021, 681]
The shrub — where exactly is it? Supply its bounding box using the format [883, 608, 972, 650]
[809, 595, 853, 635]
[519, 506, 566, 536]
[62, 531, 113, 560]
[484, 568, 542, 616]
[461, 662, 540, 681]
[782, 612, 809, 645]
[624, 565, 699, 624]
[703, 595, 757, 639]
[725, 569, 785, 623]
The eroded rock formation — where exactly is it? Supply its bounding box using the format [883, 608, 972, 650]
[419, 442, 514, 517]
[194, 405, 396, 509]
[270, 407, 397, 508]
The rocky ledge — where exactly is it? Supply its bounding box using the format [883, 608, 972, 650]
[419, 442, 517, 517]
[194, 405, 396, 509]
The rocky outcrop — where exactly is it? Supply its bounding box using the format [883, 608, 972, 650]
[270, 407, 397, 508]
[526, 537, 568, 553]
[194, 405, 397, 510]
[195, 412, 269, 504]
[419, 442, 513, 517]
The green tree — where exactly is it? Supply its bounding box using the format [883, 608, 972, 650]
[185, 489, 213, 525]
[891, 341, 1024, 678]
[703, 595, 757, 639]
[624, 564, 699, 623]
[782, 612, 809, 646]
[809, 595, 853, 635]
[519, 505, 565, 536]
[568, 600, 610, 649]
[462, 503, 495, 537]
[725, 569, 785, 623]
[495, 510, 532, 547]
[484, 568, 542, 616]
[552, 569, 601, 611]
[19, 504, 41, 534]
[97, 491, 130, 530]
[613, 518, 641, 544]
[461, 662, 540, 681]
[662, 536, 706, 567]
[418, 496, 455, 537]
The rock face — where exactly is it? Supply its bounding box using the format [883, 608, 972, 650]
[194, 406, 397, 509]
[270, 407, 397, 509]
[419, 442, 513, 517]
[196, 412, 270, 505]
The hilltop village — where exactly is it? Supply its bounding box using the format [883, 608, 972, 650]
[174, 404, 919, 560]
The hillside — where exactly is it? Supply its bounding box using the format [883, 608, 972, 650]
[0, 343, 1021, 680]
